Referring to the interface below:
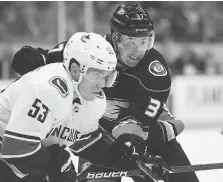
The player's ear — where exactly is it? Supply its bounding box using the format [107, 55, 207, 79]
[69, 59, 81, 82]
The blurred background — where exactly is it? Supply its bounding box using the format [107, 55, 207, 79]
[1, 1, 223, 78]
[0, 2, 223, 181]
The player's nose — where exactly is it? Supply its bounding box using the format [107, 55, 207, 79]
[131, 43, 140, 54]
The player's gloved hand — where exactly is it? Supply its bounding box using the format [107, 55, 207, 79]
[46, 144, 76, 182]
[112, 133, 147, 161]
[145, 155, 170, 170]
[144, 155, 170, 181]
[11, 46, 47, 75]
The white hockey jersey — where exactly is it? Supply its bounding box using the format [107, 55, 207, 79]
[0, 63, 106, 165]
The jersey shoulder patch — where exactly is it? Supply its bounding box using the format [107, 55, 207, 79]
[148, 60, 167, 76]
[49, 76, 69, 97]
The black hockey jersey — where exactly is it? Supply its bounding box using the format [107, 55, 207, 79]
[99, 35, 172, 135]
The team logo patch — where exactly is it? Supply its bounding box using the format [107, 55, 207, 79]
[49, 77, 69, 97]
[81, 34, 90, 43]
[148, 60, 167, 76]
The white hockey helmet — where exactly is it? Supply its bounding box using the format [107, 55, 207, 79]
[63, 32, 117, 86]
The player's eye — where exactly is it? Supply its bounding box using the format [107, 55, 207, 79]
[92, 71, 106, 78]
[141, 41, 146, 45]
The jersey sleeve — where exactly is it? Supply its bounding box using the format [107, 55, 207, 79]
[11, 41, 67, 76]
[46, 41, 67, 64]
[157, 103, 184, 142]
[0, 81, 55, 177]
[11, 46, 47, 76]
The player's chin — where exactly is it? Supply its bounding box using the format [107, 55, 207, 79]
[84, 93, 98, 101]
[127, 57, 142, 67]
[127, 60, 140, 67]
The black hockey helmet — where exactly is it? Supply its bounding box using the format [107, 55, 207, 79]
[110, 4, 155, 68]
[110, 4, 154, 38]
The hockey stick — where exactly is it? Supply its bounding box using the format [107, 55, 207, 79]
[169, 162, 223, 173]
[77, 160, 223, 180]
[98, 125, 165, 182]
[77, 160, 223, 181]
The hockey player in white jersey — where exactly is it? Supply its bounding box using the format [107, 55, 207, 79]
[0, 32, 117, 182]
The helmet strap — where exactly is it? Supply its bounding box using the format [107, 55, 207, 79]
[74, 84, 86, 103]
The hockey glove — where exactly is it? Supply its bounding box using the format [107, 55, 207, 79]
[11, 46, 47, 75]
[46, 144, 76, 182]
[112, 133, 147, 161]
[144, 155, 170, 181]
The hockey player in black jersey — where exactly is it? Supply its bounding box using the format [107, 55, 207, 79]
[11, 4, 199, 182]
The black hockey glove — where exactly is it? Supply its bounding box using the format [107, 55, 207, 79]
[11, 46, 47, 75]
[112, 133, 147, 161]
[144, 155, 170, 181]
[46, 144, 76, 182]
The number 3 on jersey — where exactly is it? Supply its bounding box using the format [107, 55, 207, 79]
[145, 98, 161, 118]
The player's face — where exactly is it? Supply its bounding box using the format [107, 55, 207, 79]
[117, 35, 150, 67]
[78, 68, 111, 101]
